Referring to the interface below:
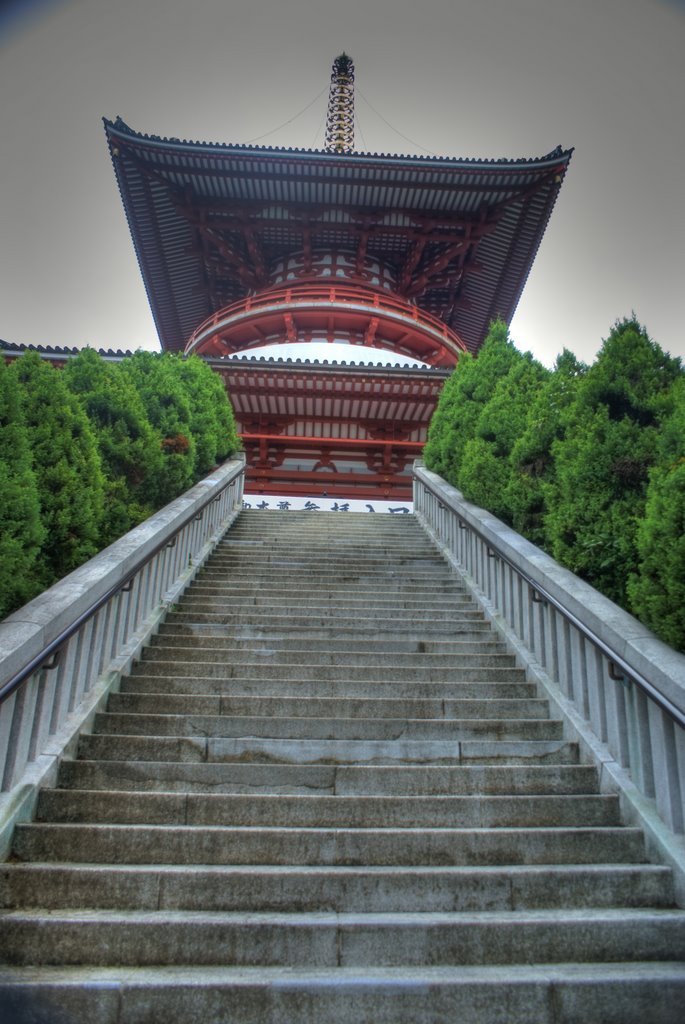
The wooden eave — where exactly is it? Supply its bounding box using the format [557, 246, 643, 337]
[104, 118, 572, 359]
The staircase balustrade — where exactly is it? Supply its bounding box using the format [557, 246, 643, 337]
[413, 463, 685, 839]
[0, 457, 245, 810]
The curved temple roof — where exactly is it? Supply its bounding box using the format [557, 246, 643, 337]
[104, 118, 572, 358]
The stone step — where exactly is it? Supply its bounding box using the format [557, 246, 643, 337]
[92, 712, 564, 743]
[35, 790, 621, 829]
[57, 760, 597, 796]
[155, 627, 505, 655]
[164, 610, 493, 632]
[188, 579, 471, 595]
[4, 507, 682, 1018]
[229, 511, 419, 525]
[186, 570, 467, 587]
[190, 585, 468, 601]
[201, 556, 453, 571]
[11, 823, 646, 866]
[178, 593, 480, 611]
[130, 661, 526, 683]
[75, 734, 576, 766]
[1, 862, 673, 913]
[223, 534, 429, 546]
[107, 692, 549, 721]
[140, 646, 519, 670]
[1, 963, 683, 1024]
[119, 675, 538, 701]
[4, 908, 683, 968]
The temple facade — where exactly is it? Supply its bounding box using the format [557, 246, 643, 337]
[103, 56, 572, 499]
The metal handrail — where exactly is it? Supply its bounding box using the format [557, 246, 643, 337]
[415, 468, 685, 732]
[0, 462, 242, 707]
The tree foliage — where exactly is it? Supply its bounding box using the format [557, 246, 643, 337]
[459, 351, 549, 521]
[9, 352, 105, 585]
[119, 352, 197, 506]
[176, 355, 241, 477]
[0, 360, 45, 618]
[506, 350, 586, 544]
[62, 348, 164, 545]
[424, 315, 685, 652]
[628, 377, 685, 649]
[424, 319, 520, 486]
[0, 348, 241, 621]
[543, 318, 681, 607]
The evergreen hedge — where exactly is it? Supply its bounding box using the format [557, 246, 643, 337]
[424, 317, 685, 653]
[0, 349, 241, 620]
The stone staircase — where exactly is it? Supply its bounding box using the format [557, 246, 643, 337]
[1, 509, 684, 1022]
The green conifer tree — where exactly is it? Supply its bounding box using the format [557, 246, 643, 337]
[506, 349, 586, 544]
[119, 352, 196, 506]
[423, 320, 519, 487]
[176, 355, 241, 477]
[0, 359, 45, 618]
[543, 318, 682, 606]
[628, 376, 685, 651]
[62, 348, 165, 546]
[10, 352, 105, 586]
[458, 351, 549, 521]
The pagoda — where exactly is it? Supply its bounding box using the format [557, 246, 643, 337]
[104, 55, 571, 500]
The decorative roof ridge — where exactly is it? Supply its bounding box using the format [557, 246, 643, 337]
[104, 117, 573, 169]
[1, 341, 139, 358]
[219, 352, 444, 372]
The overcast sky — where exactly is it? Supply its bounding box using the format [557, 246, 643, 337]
[1, 0, 683, 368]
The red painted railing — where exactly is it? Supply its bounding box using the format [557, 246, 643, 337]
[185, 283, 467, 360]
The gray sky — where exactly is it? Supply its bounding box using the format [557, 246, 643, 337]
[1, 0, 684, 368]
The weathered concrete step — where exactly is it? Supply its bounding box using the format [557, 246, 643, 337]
[212, 537, 439, 549]
[107, 692, 548, 721]
[92, 712, 563, 743]
[215, 550, 442, 563]
[153, 633, 507, 658]
[201, 558, 453, 574]
[4, 908, 683, 968]
[1, 863, 673, 913]
[58, 760, 596, 797]
[179, 594, 480, 612]
[216, 549, 443, 563]
[120, 675, 537, 701]
[225, 533, 429, 546]
[131, 661, 526, 683]
[76, 730, 579, 766]
[215, 539, 440, 552]
[216, 532, 435, 544]
[156, 627, 504, 656]
[185, 573, 466, 591]
[77, 734, 575, 766]
[199, 562, 457, 577]
[2, 963, 684, 1024]
[231, 511, 420, 525]
[165, 611, 491, 633]
[177, 600, 483, 620]
[141, 646, 518, 670]
[189, 579, 470, 596]
[36, 790, 620, 829]
[191, 583, 467, 599]
[211, 570, 455, 585]
[11, 823, 646, 866]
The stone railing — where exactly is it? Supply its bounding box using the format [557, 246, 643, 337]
[413, 464, 685, 883]
[0, 457, 245, 853]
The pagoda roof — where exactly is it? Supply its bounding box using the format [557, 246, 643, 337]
[104, 118, 572, 357]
